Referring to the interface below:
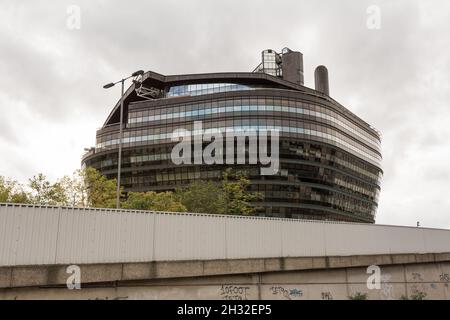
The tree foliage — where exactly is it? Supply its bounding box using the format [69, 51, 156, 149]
[221, 168, 263, 215]
[55, 167, 119, 208]
[175, 169, 263, 215]
[122, 191, 187, 212]
[1, 167, 119, 208]
[400, 291, 427, 300]
[0, 176, 29, 203]
[1, 167, 262, 216]
[28, 173, 67, 205]
[348, 292, 368, 300]
[78, 167, 119, 208]
[175, 180, 224, 214]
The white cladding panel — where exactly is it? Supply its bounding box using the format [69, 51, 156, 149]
[422, 228, 450, 253]
[225, 217, 282, 259]
[1, 204, 450, 266]
[154, 213, 226, 261]
[56, 208, 156, 264]
[0, 205, 59, 266]
[280, 220, 326, 257]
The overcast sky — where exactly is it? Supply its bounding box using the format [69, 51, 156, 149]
[0, 0, 449, 228]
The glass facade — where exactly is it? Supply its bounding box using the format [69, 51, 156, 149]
[84, 76, 382, 223]
[127, 98, 380, 150]
[96, 124, 380, 167]
[86, 139, 380, 222]
[167, 83, 282, 97]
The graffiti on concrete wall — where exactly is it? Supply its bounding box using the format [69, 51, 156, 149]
[219, 285, 251, 300]
[270, 286, 303, 300]
[380, 274, 394, 300]
[412, 272, 423, 281]
[440, 273, 449, 288]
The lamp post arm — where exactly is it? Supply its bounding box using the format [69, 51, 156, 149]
[104, 71, 144, 209]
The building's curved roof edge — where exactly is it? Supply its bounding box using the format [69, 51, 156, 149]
[102, 70, 380, 139]
[102, 70, 310, 127]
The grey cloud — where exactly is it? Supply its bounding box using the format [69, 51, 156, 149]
[0, 118, 19, 145]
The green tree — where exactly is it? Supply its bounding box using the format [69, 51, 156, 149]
[175, 169, 263, 215]
[221, 168, 263, 215]
[79, 167, 119, 208]
[28, 173, 67, 205]
[122, 191, 187, 212]
[175, 181, 224, 214]
[10, 189, 30, 203]
[58, 168, 98, 207]
[2, 168, 119, 208]
[57, 174, 80, 207]
[0, 177, 12, 202]
[0, 176, 30, 203]
[2, 167, 261, 214]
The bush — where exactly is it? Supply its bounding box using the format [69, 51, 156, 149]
[400, 291, 427, 300]
[348, 292, 368, 300]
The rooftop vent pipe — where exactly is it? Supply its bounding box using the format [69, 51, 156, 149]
[314, 65, 330, 96]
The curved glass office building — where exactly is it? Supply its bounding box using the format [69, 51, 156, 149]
[83, 48, 382, 223]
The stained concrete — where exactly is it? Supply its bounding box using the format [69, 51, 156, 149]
[1, 253, 450, 300]
[1, 261, 449, 300]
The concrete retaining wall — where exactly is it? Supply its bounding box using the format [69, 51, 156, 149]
[2, 260, 450, 300]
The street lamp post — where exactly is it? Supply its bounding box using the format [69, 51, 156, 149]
[103, 70, 145, 209]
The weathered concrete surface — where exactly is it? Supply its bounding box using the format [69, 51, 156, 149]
[0, 268, 11, 288]
[1, 261, 449, 300]
[1, 253, 450, 300]
[346, 265, 406, 300]
[2, 253, 449, 290]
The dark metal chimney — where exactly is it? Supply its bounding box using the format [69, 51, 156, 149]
[281, 49, 304, 85]
[314, 65, 330, 96]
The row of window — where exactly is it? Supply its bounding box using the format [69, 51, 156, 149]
[93, 137, 381, 184]
[166, 83, 279, 97]
[125, 149, 379, 188]
[118, 171, 375, 209]
[280, 139, 381, 179]
[250, 184, 375, 220]
[96, 125, 381, 166]
[91, 146, 380, 187]
[278, 163, 379, 200]
[116, 170, 375, 218]
[93, 157, 380, 198]
[88, 138, 382, 186]
[129, 104, 380, 151]
[285, 145, 381, 182]
[124, 153, 378, 199]
[128, 98, 380, 147]
[129, 98, 378, 142]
